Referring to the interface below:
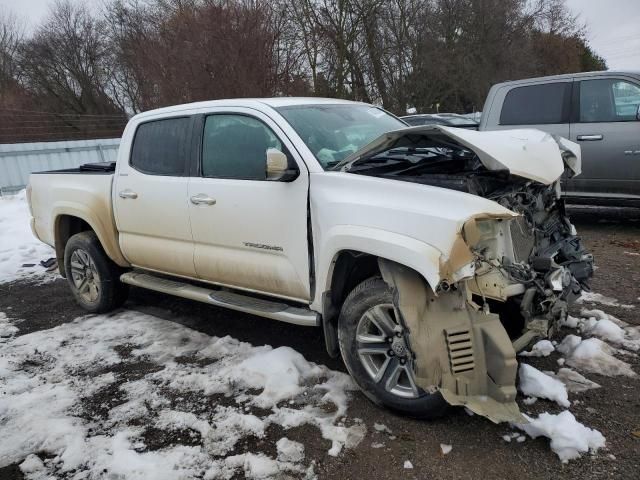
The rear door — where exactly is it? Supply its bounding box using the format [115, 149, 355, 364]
[113, 116, 197, 277]
[187, 108, 311, 302]
[568, 76, 640, 200]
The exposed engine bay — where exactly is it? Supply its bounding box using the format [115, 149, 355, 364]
[343, 130, 593, 345]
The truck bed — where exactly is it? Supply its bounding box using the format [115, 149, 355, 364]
[28, 163, 127, 268]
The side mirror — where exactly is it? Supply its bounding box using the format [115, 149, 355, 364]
[266, 148, 299, 182]
[636, 104, 640, 121]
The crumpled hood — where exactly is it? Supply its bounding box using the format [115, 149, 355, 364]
[339, 125, 581, 185]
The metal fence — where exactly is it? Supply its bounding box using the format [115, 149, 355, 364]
[0, 138, 121, 194]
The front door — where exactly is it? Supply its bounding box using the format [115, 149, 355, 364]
[568, 77, 640, 200]
[188, 109, 311, 301]
[113, 116, 197, 278]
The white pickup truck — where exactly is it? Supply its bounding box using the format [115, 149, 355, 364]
[28, 98, 593, 423]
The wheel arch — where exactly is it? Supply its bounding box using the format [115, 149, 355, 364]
[53, 206, 129, 276]
[317, 227, 442, 357]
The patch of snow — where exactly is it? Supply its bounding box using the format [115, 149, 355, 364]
[502, 435, 512, 442]
[557, 358, 565, 366]
[557, 335, 636, 377]
[403, 460, 413, 469]
[516, 435, 526, 443]
[522, 397, 537, 405]
[276, 438, 305, 463]
[0, 190, 56, 284]
[19, 454, 45, 475]
[373, 423, 392, 434]
[559, 315, 581, 329]
[577, 310, 640, 352]
[0, 310, 362, 477]
[371, 442, 385, 449]
[515, 411, 605, 463]
[440, 444, 452, 455]
[0, 312, 19, 339]
[518, 364, 570, 407]
[576, 292, 634, 309]
[543, 368, 600, 392]
[519, 340, 555, 357]
[464, 407, 475, 416]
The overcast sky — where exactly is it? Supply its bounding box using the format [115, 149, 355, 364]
[1, 0, 639, 70]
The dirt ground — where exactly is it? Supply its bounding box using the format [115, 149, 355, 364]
[1, 205, 639, 480]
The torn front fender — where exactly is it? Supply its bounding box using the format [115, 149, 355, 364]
[379, 258, 526, 424]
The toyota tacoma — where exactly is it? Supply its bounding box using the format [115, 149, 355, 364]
[27, 98, 593, 422]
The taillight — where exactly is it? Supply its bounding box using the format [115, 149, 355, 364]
[26, 183, 34, 216]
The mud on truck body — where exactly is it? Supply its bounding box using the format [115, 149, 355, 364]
[27, 99, 593, 423]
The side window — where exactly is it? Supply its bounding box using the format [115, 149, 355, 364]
[131, 117, 190, 175]
[579, 79, 640, 122]
[500, 83, 571, 125]
[202, 114, 286, 180]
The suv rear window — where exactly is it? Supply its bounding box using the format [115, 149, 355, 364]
[500, 83, 571, 125]
[131, 117, 190, 175]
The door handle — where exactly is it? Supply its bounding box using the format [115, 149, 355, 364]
[190, 194, 216, 206]
[576, 134, 603, 141]
[119, 190, 138, 199]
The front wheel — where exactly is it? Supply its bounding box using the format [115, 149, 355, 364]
[64, 231, 128, 313]
[338, 277, 448, 418]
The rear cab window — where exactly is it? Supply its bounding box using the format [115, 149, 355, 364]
[500, 82, 572, 125]
[130, 117, 191, 175]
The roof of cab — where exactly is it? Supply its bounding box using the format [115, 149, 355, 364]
[132, 97, 370, 121]
[491, 70, 640, 88]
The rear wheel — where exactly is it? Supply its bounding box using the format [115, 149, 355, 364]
[64, 231, 128, 313]
[338, 277, 448, 418]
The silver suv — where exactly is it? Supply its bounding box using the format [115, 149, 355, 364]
[480, 71, 640, 206]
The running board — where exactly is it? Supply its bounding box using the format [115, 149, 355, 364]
[120, 272, 318, 327]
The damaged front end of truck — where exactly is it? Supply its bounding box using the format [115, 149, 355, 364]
[340, 126, 593, 422]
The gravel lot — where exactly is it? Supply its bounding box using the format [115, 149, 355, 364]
[1, 205, 639, 480]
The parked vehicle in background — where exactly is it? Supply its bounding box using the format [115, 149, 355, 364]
[480, 71, 640, 206]
[401, 113, 479, 129]
[28, 98, 592, 424]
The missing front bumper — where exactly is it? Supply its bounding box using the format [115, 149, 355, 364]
[379, 259, 527, 424]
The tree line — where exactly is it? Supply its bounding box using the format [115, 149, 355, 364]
[0, 0, 606, 143]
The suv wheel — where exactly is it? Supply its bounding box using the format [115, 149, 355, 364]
[338, 277, 448, 418]
[64, 231, 128, 313]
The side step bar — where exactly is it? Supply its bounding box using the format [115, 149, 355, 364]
[120, 272, 318, 327]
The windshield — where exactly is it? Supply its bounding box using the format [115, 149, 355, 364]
[443, 116, 478, 126]
[275, 104, 406, 169]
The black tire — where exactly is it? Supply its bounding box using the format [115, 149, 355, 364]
[338, 277, 448, 419]
[64, 231, 128, 313]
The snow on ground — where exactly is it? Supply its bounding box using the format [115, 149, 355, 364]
[576, 291, 634, 309]
[556, 335, 636, 377]
[579, 308, 640, 352]
[558, 308, 640, 353]
[515, 411, 606, 463]
[543, 368, 600, 393]
[0, 312, 19, 340]
[518, 364, 570, 407]
[518, 339, 555, 357]
[0, 190, 56, 284]
[0, 310, 365, 478]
